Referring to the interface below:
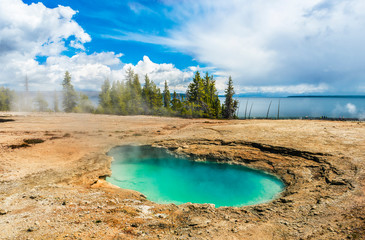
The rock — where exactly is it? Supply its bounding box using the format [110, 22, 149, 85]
[280, 197, 293, 203]
[201, 204, 215, 210]
[0, 209, 7, 215]
[280, 220, 289, 226]
[187, 217, 211, 227]
[329, 179, 347, 186]
[27, 226, 38, 232]
[148, 220, 169, 229]
[253, 206, 265, 212]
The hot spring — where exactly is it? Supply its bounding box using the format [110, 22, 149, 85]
[107, 145, 284, 207]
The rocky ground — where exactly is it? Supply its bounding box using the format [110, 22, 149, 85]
[0, 113, 364, 239]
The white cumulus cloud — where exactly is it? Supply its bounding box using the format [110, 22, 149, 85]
[165, 0, 365, 90]
[0, 51, 124, 91]
[121, 56, 194, 92]
[0, 0, 93, 90]
[122, 0, 365, 94]
[0, 0, 90, 57]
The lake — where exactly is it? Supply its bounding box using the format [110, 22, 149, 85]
[224, 96, 365, 119]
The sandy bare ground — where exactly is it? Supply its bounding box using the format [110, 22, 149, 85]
[0, 113, 364, 239]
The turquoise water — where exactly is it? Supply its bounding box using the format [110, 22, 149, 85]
[107, 146, 284, 207]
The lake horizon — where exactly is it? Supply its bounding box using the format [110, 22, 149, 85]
[223, 96, 365, 120]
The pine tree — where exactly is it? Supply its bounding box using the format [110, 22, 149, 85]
[186, 71, 204, 103]
[142, 74, 153, 114]
[222, 76, 238, 119]
[212, 96, 222, 119]
[132, 74, 142, 97]
[202, 73, 222, 118]
[202, 72, 221, 118]
[163, 80, 171, 109]
[171, 91, 182, 112]
[99, 79, 112, 113]
[62, 71, 78, 112]
[110, 80, 126, 115]
[151, 83, 163, 114]
[186, 71, 205, 117]
[123, 68, 143, 114]
[130, 74, 143, 114]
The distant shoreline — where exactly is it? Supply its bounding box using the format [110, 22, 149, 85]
[287, 95, 365, 98]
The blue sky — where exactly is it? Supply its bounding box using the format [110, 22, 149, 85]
[23, 0, 197, 68]
[1, 0, 365, 95]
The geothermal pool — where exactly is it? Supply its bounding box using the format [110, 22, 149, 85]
[107, 146, 284, 207]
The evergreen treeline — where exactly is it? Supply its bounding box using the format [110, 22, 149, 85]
[97, 68, 170, 116]
[0, 70, 238, 119]
[96, 68, 238, 119]
[185, 72, 222, 118]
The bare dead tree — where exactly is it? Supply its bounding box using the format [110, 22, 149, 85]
[266, 100, 272, 119]
[248, 103, 253, 119]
